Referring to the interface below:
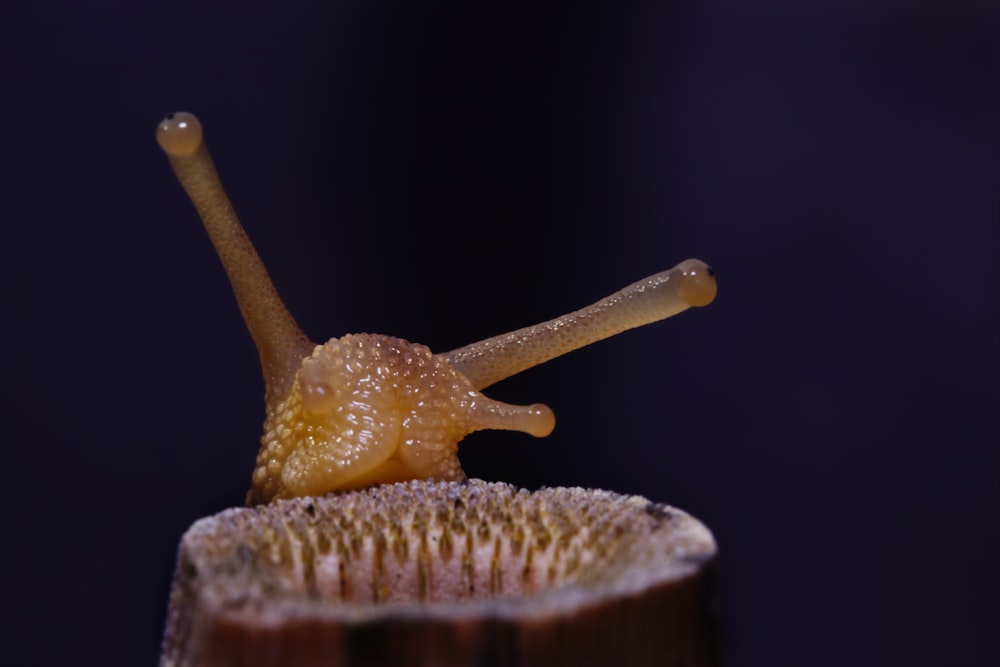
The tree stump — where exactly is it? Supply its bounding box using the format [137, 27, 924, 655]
[160, 479, 719, 667]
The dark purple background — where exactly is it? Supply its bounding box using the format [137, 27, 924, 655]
[1, 1, 997, 665]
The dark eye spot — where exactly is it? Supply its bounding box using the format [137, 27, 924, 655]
[644, 503, 674, 522]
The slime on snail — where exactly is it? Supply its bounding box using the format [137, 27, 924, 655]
[156, 111, 717, 506]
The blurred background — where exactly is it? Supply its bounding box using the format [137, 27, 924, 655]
[1, 1, 996, 665]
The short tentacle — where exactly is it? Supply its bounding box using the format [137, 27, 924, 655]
[466, 400, 556, 438]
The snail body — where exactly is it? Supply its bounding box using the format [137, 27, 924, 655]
[253, 333, 553, 504]
[157, 112, 717, 505]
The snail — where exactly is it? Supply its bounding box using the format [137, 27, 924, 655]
[156, 111, 717, 507]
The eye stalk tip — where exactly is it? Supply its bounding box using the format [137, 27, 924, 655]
[156, 111, 203, 157]
[674, 258, 718, 308]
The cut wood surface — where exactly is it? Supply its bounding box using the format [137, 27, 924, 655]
[161, 479, 720, 667]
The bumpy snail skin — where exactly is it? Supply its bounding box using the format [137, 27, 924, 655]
[249, 334, 555, 504]
[158, 112, 716, 505]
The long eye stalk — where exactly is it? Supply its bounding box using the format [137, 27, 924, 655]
[441, 259, 716, 391]
[157, 112, 314, 407]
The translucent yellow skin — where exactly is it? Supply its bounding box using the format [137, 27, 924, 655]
[157, 112, 718, 506]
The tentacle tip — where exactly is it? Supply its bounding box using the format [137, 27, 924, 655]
[156, 111, 203, 157]
[674, 258, 717, 307]
[524, 403, 556, 438]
